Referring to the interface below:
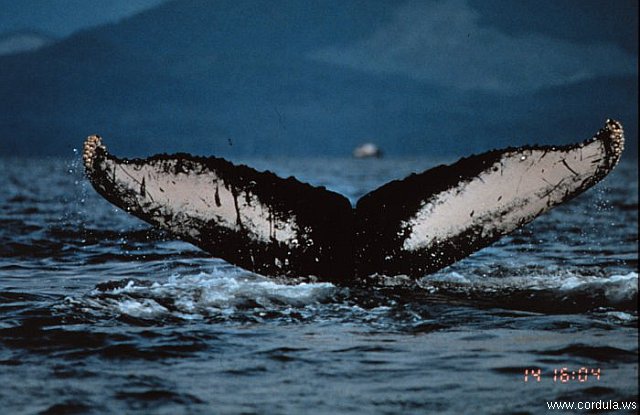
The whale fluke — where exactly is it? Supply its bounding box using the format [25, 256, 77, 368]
[83, 136, 354, 282]
[83, 120, 624, 283]
[355, 120, 624, 278]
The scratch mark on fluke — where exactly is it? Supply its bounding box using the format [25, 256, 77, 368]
[561, 159, 579, 176]
[230, 186, 242, 227]
[140, 177, 146, 197]
[214, 184, 221, 207]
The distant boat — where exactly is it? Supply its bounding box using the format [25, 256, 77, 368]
[353, 143, 382, 158]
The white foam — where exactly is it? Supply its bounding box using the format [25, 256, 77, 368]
[427, 271, 470, 284]
[116, 298, 169, 318]
[604, 311, 636, 322]
[87, 268, 337, 319]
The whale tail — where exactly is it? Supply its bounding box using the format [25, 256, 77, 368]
[83, 120, 624, 283]
[354, 120, 624, 278]
[82, 137, 354, 283]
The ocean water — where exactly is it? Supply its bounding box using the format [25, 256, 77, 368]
[0, 155, 637, 414]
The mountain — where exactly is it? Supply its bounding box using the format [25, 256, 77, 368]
[0, 0, 637, 158]
[0, 30, 55, 56]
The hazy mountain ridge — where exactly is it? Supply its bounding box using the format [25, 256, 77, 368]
[0, 0, 636, 158]
[0, 30, 56, 56]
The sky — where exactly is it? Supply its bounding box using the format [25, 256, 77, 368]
[312, 0, 637, 95]
[0, 0, 166, 37]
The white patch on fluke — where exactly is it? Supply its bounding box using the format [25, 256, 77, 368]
[110, 160, 300, 245]
[402, 136, 610, 251]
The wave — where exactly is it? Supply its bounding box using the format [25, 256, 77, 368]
[412, 269, 638, 313]
[58, 267, 638, 325]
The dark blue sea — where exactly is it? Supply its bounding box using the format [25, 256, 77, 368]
[0, 154, 637, 414]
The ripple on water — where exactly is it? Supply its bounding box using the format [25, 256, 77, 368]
[0, 157, 636, 414]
